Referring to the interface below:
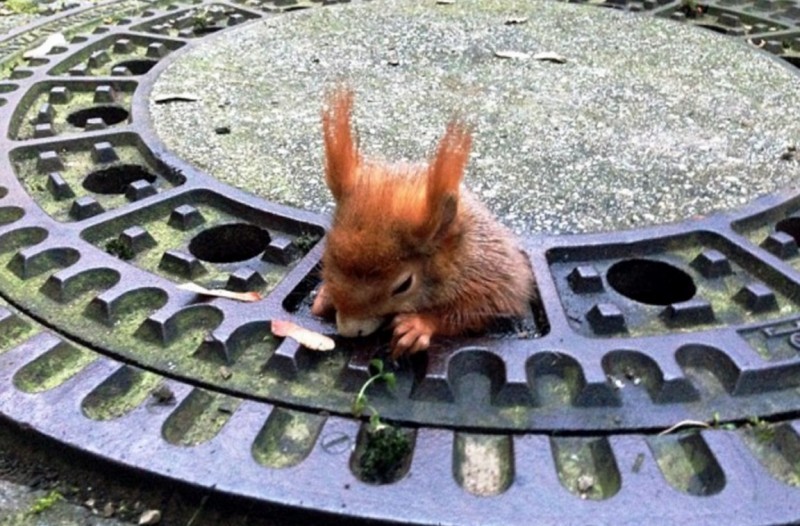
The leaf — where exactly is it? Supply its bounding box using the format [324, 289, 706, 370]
[369, 358, 384, 374]
[532, 51, 567, 64]
[24, 33, 67, 59]
[494, 50, 529, 60]
[138, 509, 162, 525]
[383, 372, 397, 389]
[271, 319, 335, 352]
[178, 282, 261, 302]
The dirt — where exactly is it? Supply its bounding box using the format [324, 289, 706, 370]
[0, 418, 358, 526]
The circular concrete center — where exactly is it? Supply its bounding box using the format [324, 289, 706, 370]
[149, 0, 800, 235]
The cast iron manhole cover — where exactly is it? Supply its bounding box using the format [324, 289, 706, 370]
[1, 0, 800, 524]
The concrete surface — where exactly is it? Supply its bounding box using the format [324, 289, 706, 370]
[150, 0, 800, 235]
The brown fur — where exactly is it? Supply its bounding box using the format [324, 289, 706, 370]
[312, 89, 535, 356]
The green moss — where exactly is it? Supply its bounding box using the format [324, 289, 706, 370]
[13, 342, 95, 393]
[5, 0, 39, 15]
[105, 238, 134, 260]
[81, 367, 162, 420]
[162, 389, 240, 446]
[26, 491, 63, 515]
[0, 315, 36, 352]
[252, 408, 326, 468]
[647, 433, 722, 495]
[551, 436, 620, 500]
[292, 232, 321, 253]
[357, 424, 413, 484]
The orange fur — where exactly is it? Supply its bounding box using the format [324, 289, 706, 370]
[312, 89, 535, 357]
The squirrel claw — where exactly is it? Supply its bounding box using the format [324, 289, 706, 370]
[310, 283, 335, 318]
[391, 313, 436, 359]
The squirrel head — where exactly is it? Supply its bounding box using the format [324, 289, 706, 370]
[319, 89, 472, 337]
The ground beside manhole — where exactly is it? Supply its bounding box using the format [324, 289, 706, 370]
[0, 423, 314, 525]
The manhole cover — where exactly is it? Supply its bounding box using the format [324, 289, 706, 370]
[0, 0, 800, 524]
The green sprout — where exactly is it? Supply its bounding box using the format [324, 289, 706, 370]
[352, 358, 396, 425]
[747, 416, 776, 443]
[351, 359, 412, 483]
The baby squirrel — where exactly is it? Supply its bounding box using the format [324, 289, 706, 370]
[311, 89, 535, 358]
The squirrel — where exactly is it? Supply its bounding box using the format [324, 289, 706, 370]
[310, 89, 536, 358]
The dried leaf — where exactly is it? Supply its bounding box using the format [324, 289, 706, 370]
[24, 33, 68, 59]
[153, 93, 200, 104]
[138, 509, 162, 525]
[494, 50, 529, 60]
[178, 282, 261, 302]
[271, 320, 335, 352]
[532, 51, 567, 64]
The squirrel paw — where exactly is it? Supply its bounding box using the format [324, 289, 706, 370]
[391, 313, 437, 358]
[310, 283, 335, 318]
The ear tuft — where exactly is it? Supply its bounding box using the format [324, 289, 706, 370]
[322, 87, 359, 201]
[423, 121, 471, 239]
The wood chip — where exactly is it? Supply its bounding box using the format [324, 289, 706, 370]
[24, 33, 67, 59]
[178, 282, 261, 302]
[153, 93, 200, 104]
[494, 50, 530, 60]
[532, 51, 567, 64]
[271, 319, 335, 352]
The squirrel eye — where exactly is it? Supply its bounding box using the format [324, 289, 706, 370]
[391, 274, 414, 296]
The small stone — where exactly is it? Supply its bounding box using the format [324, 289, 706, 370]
[151, 384, 175, 405]
[214, 125, 231, 135]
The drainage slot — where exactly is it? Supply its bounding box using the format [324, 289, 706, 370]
[82, 165, 157, 194]
[162, 388, 240, 446]
[252, 408, 326, 469]
[188, 223, 271, 263]
[647, 433, 725, 495]
[81, 365, 162, 420]
[551, 436, 621, 500]
[739, 423, 800, 487]
[67, 105, 129, 127]
[113, 59, 157, 74]
[607, 258, 696, 305]
[776, 217, 800, 245]
[453, 433, 514, 496]
[351, 423, 415, 484]
[13, 342, 95, 393]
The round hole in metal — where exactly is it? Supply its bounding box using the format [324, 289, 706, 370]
[66, 105, 129, 127]
[188, 223, 271, 263]
[82, 165, 157, 195]
[113, 59, 158, 75]
[607, 259, 696, 305]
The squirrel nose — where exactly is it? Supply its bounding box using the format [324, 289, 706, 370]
[336, 313, 382, 338]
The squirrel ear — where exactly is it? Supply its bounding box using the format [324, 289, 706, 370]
[322, 88, 359, 201]
[423, 121, 471, 239]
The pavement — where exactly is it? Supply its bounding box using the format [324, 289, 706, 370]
[150, 0, 800, 236]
